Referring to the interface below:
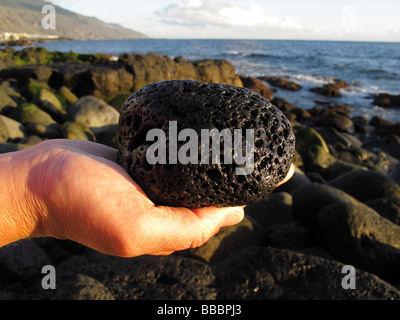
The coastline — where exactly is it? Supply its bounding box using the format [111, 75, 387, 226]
[5, 39, 399, 122]
[0, 47, 399, 300]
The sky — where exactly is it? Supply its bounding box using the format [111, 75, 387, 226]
[48, 0, 400, 42]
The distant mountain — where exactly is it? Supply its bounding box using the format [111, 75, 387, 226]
[0, 0, 147, 40]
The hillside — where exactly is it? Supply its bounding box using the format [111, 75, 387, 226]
[0, 0, 147, 40]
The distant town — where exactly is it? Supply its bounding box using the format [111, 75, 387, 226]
[0, 31, 59, 41]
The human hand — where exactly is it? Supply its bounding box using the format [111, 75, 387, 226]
[1, 139, 293, 257]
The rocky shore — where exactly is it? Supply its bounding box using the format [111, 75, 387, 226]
[0, 47, 400, 300]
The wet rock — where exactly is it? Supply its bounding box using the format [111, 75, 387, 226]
[291, 182, 354, 226]
[292, 150, 304, 168]
[108, 93, 131, 112]
[328, 169, 400, 202]
[310, 79, 350, 97]
[271, 97, 312, 122]
[363, 134, 400, 159]
[60, 121, 96, 141]
[266, 221, 309, 250]
[298, 246, 332, 260]
[306, 171, 328, 184]
[21, 135, 42, 146]
[370, 115, 396, 127]
[0, 87, 18, 112]
[118, 80, 295, 207]
[312, 105, 354, 133]
[55, 252, 217, 300]
[0, 240, 52, 286]
[213, 246, 400, 299]
[294, 125, 330, 160]
[303, 145, 337, 172]
[318, 196, 400, 277]
[20, 79, 51, 101]
[34, 88, 65, 122]
[0, 115, 26, 142]
[96, 130, 118, 148]
[52, 274, 116, 300]
[315, 113, 354, 133]
[390, 162, 400, 185]
[189, 216, 267, 263]
[239, 75, 274, 100]
[0, 142, 31, 154]
[372, 93, 400, 108]
[334, 147, 398, 175]
[66, 96, 119, 137]
[49, 63, 133, 100]
[0, 65, 54, 83]
[304, 144, 367, 180]
[316, 127, 362, 149]
[26, 122, 61, 139]
[366, 197, 400, 226]
[374, 123, 400, 139]
[56, 86, 78, 105]
[245, 191, 294, 228]
[258, 76, 302, 91]
[9, 103, 59, 130]
[195, 60, 242, 87]
[119, 53, 242, 92]
[291, 107, 312, 121]
[120, 52, 180, 91]
[270, 97, 298, 113]
[81, 64, 134, 99]
[352, 116, 372, 133]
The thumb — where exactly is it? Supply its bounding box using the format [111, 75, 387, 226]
[184, 206, 245, 249]
[191, 206, 245, 228]
[144, 205, 245, 255]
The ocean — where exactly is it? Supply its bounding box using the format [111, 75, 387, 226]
[24, 39, 400, 121]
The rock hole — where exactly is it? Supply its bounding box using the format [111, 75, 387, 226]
[125, 115, 133, 128]
[128, 125, 155, 152]
[255, 140, 263, 148]
[206, 169, 221, 181]
[133, 115, 141, 130]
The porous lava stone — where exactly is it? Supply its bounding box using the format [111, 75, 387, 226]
[117, 80, 295, 208]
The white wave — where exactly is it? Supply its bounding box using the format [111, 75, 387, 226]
[290, 73, 335, 85]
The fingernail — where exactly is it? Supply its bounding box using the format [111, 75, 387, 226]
[222, 210, 244, 227]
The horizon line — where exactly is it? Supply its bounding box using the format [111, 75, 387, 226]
[52, 38, 400, 44]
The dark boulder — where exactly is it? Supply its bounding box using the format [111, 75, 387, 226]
[372, 93, 400, 108]
[239, 75, 274, 100]
[258, 76, 302, 91]
[310, 79, 350, 97]
[328, 169, 400, 203]
[213, 246, 400, 299]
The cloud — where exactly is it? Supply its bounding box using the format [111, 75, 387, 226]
[158, 0, 302, 31]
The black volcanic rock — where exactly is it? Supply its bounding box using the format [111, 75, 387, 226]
[117, 80, 295, 208]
